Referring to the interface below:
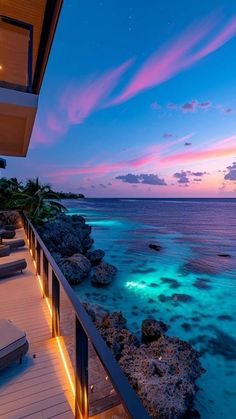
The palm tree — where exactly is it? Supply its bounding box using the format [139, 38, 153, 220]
[0, 177, 21, 210]
[24, 177, 52, 195]
[12, 178, 66, 223]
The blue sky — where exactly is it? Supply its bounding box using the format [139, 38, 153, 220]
[3, 0, 236, 197]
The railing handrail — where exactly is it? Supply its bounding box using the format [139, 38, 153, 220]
[23, 213, 149, 419]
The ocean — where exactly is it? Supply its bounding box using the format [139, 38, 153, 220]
[66, 198, 236, 418]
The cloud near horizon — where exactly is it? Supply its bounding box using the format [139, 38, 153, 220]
[174, 170, 206, 186]
[116, 173, 167, 185]
[224, 162, 236, 181]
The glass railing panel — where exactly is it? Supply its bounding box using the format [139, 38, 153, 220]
[60, 282, 76, 381]
[88, 341, 128, 417]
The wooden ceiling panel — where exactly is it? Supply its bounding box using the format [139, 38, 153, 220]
[0, 0, 47, 76]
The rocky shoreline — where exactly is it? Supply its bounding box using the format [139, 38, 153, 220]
[37, 213, 204, 418]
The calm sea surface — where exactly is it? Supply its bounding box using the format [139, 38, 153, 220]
[65, 198, 236, 418]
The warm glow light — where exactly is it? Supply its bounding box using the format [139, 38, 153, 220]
[0, 65, 3, 70]
[56, 336, 75, 397]
[27, 226, 75, 411]
[35, 266, 75, 402]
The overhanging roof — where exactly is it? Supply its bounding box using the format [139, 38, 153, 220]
[0, 0, 63, 157]
[0, 0, 63, 94]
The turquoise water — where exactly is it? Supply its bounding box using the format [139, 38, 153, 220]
[67, 198, 236, 418]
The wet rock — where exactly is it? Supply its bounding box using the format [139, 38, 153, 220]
[91, 261, 117, 286]
[148, 298, 155, 303]
[132, 268, 156, 274]
[141, 318, 168, 343]
[59, 253, 91, 284]
[161, 277, 180, 289]
[170, 315, 183, 321]
[87, 249, 105, 266]
[82, 302, 108, 324]
[180, 258, 220, 275]
[37, 214, 94, 256]
[217, 314, 233, 321]
[193, 278, 211, 290]
[150, 282, 158, 288]
[119, 335, 204, 418]
[83, 302, 204, 418]
[181, 323, 192, 332]
[158, 294, 169, 302]
[82, 237, 94, 252]
[184, 408, 201, 418]
[208, 329, 236, 360]
[98, 312, 139, 359]
[172, 294, 193, 303]
[149, 243, 162, 251]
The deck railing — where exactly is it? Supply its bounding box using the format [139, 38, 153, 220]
[22, 213, 149, 419]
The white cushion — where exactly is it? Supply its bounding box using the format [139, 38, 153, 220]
[0, 319, 27, 358]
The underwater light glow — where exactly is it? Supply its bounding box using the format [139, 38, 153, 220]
[126, 281, 146, 289]
[89, 219, 123, 227]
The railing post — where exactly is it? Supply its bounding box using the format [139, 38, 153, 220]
[42, 253, 49, 298]
[29, 226, 32, 248]
[36, 241, 41, 275]
[32, 232, 35, 259]
[75, 316, 88, 419]
[52, 272, 60, 337]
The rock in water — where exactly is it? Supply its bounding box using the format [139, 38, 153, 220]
[87, 249, 105, 266]
[141, 318, 168, 343]
[91, 262, 117, 286]
[59, 253, 91, 284]
[119, 336, 204, 418]
[172, 293, 193, 303]
[83, 302, 204, 418]
[149, 243, 162, 251]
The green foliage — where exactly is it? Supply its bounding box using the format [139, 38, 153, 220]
[0, 177, 67, 223]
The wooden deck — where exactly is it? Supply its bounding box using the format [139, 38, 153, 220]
[0, 228, 74, 419]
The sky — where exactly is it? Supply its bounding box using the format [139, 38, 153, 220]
[3, 0, 236, 197]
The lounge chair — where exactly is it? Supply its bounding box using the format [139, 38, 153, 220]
[2, 224, 20, 231]
[0, 259, 27, 279]
[0, 230, 16, 239]
[0, 319, 29, 370]
[0, 245, 10, 257]
[3, 239, 25, 250]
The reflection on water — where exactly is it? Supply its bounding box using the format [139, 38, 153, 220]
[66, 198, 236, 419]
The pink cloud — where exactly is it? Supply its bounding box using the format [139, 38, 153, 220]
[47, 133, 194, 179]
[184, 15, 236, 64]
[161, 135, 236, 166]
[31, 123, 54, 146]
[181, 100, 198, 112]
[46, 112, 67, 134]
[108, 13, 236, 106]
[60, 59, 133, 124]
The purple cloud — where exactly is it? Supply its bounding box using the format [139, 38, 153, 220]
[116, 173, 167, 185]
[224, 162, 236, 181]
[174, 171, 190, 184]
[174, 170, 206, 185]
[181, 100, 198, 112]
[163, 133, 173, 138]
[185, 142, 192, 146]
[150, 101, 161, 110]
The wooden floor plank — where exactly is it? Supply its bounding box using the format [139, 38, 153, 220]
[0, 228, 74, 418]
